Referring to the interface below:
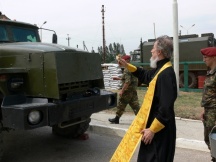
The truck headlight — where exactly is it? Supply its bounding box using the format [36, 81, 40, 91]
[9, 77, 24, 90]
[108, 95, 115, 106]
[28, 110, 42, 125]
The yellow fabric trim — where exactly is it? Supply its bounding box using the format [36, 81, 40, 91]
[110, 61, 172, 162]
[149, 118, 165, 133]
[127, 63, 137, 72]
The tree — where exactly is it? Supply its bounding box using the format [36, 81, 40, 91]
[98, 42, 125, 63]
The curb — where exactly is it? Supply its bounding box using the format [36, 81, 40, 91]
[176, 138, 209, 152]
[175, 117, 202, 123]
[88, 123, 209, 153]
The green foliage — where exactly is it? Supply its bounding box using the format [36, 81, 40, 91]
[98, 42, 125, 63]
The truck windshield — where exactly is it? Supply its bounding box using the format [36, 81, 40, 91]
[12, 27, 38, 42]
[0, 26, 9, 42]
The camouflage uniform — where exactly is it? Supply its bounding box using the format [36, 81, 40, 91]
[201, 67, 216, 150]
[116, 68, 140, 117]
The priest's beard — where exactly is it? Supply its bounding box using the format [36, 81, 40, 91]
[150, 56, 159, 68]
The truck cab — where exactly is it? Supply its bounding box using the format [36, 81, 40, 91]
[0, 19, 40, 43]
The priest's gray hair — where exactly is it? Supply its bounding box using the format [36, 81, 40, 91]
[155, 35, 173, 59]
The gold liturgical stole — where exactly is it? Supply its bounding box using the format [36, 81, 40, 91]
[110, 61, 172, 162]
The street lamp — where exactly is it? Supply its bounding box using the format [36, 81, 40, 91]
[180, 24, 195, 35]
[40, 21, 47, 41]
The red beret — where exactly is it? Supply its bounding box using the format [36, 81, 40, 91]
[121, 55, 131, 60]
[200, 47, 216, 57]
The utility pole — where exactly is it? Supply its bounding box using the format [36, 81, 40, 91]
[153, 23, 156, 39]
[66, 34, 71, 46]
[173, 0, 180, 93]
[91, 47, 95, 53]
[140, 38, 143, 62]
[101, 5, 106, 63]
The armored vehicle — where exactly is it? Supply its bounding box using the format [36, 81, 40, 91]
[0, 18, 117, 160]
[131, 33, 216, 88]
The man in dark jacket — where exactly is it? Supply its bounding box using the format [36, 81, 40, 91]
[112, 35, 177, 162]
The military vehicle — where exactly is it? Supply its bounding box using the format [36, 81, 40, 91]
[131, 33, 216, 88]
[0, 17, 117, 160]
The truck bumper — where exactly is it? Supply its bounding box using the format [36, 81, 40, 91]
[1, 90, 117, 130]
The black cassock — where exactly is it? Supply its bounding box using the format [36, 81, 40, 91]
[132, 58, 177, 162]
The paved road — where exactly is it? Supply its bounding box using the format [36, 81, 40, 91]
[90, 111, 210, 152]
[1, 126, 211, 162]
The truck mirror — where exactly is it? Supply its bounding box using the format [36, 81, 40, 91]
[52, 34, 57, 44]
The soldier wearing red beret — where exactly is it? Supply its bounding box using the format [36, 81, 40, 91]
[201, 47, 216, 57]
[108, 55, 140, 124]
[200, 47, 216, 162]
[121, 55, 131, 60]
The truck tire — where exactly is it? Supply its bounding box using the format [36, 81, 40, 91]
[179, 72, 197, 88]
[0, 123, 3, 161]
[52, 116, 91, 138]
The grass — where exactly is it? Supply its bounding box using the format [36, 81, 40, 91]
[107, 89, 203, 120]
[174, 91, 203, 120]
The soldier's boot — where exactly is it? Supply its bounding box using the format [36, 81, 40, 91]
[108, 116, 120, 124]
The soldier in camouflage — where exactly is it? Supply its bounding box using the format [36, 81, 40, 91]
[200, 47, 216, 162]
[108, 55, 140, 124]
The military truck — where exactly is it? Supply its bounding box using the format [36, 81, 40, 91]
[131, 33, 216, 88]
[0, 18, 117, 160]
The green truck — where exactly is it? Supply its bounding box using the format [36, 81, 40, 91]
[131, 33, 216, 88]
[0, 18, 117, 159]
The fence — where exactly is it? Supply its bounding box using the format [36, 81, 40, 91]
[132, 61, 206, 92]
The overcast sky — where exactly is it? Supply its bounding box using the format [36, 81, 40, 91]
[1, 0, 215, 53]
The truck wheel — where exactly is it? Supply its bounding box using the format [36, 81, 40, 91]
[179, 72, 197, 88]
[52, 116, 91, 138]
[0, 123, 3, 161]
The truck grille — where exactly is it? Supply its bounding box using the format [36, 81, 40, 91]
[59, 81, 90, 94]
